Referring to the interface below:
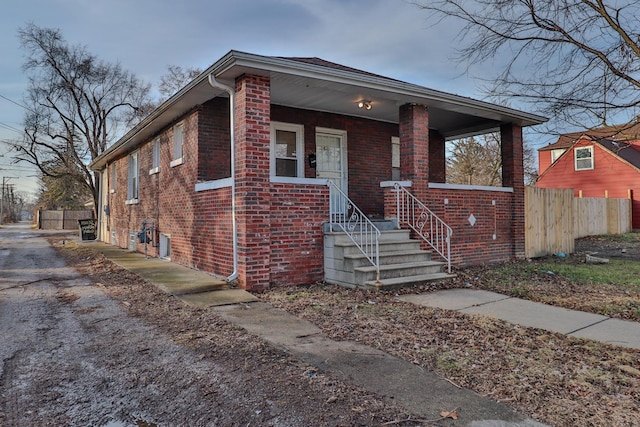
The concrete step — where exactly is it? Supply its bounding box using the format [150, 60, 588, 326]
[334, 240, 423, 256]
[355, 260, 446, 283]
[324, 219, 398, 232]
[327, 229, 412, 245]
[362, 272, 456, 290]
[344, 250, 432, 269]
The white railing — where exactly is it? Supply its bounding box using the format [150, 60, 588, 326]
[395, 183, 452, 273]
[327, 181, 381, 281]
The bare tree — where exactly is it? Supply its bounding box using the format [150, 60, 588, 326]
[158, 65, 202, 100]
[447, 133, 538, 186]
[447, 135, 502, 186]
[14, 23, 153, 214]
[416, 0, 640, 129]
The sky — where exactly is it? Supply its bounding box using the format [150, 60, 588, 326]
[0, 0, 549, 198]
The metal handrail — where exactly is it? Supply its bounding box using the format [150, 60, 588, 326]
[327, 180, 381, 281]
[394, 183, 452, 273]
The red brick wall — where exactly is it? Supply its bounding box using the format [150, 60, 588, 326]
[271, 105, 397, 217]
[192, 187, 234, 274]
[381, 121, 526, 267]
[198, 98, 231, 181]
[429, 130, 446, 183]
[234, 74, 272, 290]
[427, 188, 517, 265]
[269, 183, 328, 286]
[399, 104, 430, 197]
[105, 106, 235, 279]
[384, 186, 518, 266]
[501, 123, 525, 259]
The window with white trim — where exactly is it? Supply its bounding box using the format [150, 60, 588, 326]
[574, 146, 594, 171]
[171, 123, 184, 167]
[150, 138, 160, 174]
[271, 122, 304, 178]
[127, 151, 139, 201]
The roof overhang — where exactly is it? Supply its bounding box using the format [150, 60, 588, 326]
[91, 50, 548, 170]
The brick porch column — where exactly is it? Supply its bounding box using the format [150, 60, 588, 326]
[399, 104, 430, 199]
[234, 74, 271, 290]
[429, 129, 446, 183]
[501, 123, 525, 259]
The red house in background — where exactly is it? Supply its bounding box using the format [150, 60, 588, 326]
[536, 120, 640, 229]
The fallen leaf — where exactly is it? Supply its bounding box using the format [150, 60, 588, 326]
[440, 409, 459, 420]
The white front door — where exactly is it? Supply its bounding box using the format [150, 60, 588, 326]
[316, 129, 347, 214]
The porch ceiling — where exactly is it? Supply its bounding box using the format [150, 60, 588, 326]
[268, 72, 500, 139]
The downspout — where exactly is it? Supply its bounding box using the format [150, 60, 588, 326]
[207, 74, 238, 282]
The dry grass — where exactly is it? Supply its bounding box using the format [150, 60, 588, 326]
[54, 235, 640, 426]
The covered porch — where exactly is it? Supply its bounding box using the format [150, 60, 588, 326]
[197, 53, 542, 289]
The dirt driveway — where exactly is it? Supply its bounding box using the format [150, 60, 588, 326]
[0, 223, 407, 426]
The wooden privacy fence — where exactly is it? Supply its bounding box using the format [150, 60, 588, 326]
[38, 209, 94, 230]
[525, 187, 632, 258]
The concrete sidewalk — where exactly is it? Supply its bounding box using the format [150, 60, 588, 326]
[86, 240, 548, 426]
[84, 241, 258, 307]
[399, 289, 640, 350]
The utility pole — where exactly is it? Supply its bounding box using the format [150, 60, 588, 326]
[0, 176, 18, 225]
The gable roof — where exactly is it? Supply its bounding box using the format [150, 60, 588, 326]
[91, 50, 547, 170]
[538, 135, 640, 182]
[278, 57, 401, 81]
[597, 138, 640, 169]
[539, 120, 640, 152]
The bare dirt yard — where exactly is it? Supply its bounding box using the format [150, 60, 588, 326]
[48, 232, 640, 427]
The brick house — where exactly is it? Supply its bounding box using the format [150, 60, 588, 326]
[90, 50, 546, 291]
[536, 121, 640, 229]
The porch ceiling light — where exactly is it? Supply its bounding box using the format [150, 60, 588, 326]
[357, 100, 372, 110]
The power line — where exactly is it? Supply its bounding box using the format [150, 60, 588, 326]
[0, 122, 23, 135]
[0, 165, 37, 172]
[0, 93, 28, 111]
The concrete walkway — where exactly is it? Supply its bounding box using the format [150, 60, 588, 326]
[84, 241, 258, 306]
[85, 240, 548, 426]
[399, 289, 640, 350]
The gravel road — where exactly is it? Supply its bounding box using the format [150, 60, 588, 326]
[0, 223, 401, 426]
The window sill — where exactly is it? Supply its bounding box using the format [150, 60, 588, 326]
[195, 177, 232, 192]
[428, 182, 514, 193]
[270, 176, 326, 185]
[170, 158, 184, 168]
[125, 198, 139, 205]
[149, 167, 160, 175]
[109, 189, 115, 194]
